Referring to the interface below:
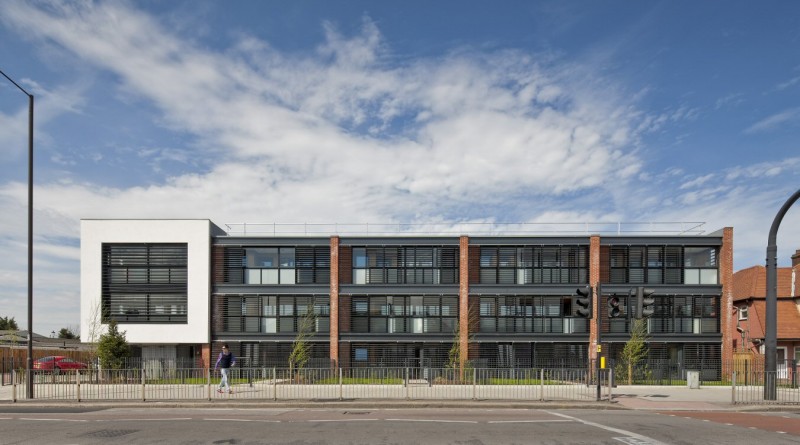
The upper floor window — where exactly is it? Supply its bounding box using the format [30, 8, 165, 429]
[478, 295, 589, 334]
[102, 243, 188, 323]
[351, 246, 459, 285]
[242, 246, 329, 285]
[605, 245, 718, 285]
[738, 305, 748, 320]
[683, 247, 718, 285]
[479, 246, 588, 284]
[350, 295, 458, 333]
[223, 294, 330, 334]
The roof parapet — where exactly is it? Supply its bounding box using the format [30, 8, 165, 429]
[221, 221, 710, 237]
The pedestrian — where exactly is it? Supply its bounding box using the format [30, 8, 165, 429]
[214, 344, 236, 394]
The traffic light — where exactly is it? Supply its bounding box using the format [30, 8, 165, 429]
[574, 286, 592, 318]
[636, 286, 656, 318]
[607, 294, 622, 318]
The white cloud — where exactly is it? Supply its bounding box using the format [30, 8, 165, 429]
[745, 108, 800, 134]
[0, 1, 798, 335]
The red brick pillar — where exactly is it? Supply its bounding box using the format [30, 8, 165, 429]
[589, 235, 600, 364]
[330, 236, 340, 367]
[792, 249, 800, 297]
[459, 235, 470, 369]
[201, 343, 211, 369]
[720, 227, 734, 377]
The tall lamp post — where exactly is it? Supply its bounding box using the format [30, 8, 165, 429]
[0, 69, 34, 399]
[764, 188, 800, 400]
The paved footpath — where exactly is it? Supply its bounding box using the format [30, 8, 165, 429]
[0, 383, 789, 412]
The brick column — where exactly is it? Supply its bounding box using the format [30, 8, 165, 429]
[201, 343, 211, 369]
[589, 235, 600, 364]
[720, 227, 734, 377]
[459, 235, 470, 369]
[330, 236, 340, 367]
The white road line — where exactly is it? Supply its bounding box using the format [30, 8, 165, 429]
[0, 418, 12, 420]
[386, 419, 478, 424]
[202, 418, 280, 423]
[488, 420, 574, 424]
[96, 418, 192, 422]
[308, 419, 379, 422]
[777, 431, 787, 434]
[544, 411, 669, 445]
[725, 423, 733, 426]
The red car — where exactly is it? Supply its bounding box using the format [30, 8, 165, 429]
[33, 356, 88, 373]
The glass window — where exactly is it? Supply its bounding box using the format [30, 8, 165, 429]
[279, 248, 295, 267]
[738, 306, 748, 320]
[353, 248, 367, 268]
[700, 269, 718, 284]
[685, 247, 717, 267]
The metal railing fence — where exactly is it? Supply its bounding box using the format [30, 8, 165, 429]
[10, 366, 612, 403]
[731, 368, 800, 405]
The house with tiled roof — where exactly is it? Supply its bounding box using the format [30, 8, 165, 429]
[731, 249, 800, 366]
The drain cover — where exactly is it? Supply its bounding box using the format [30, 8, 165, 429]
[83, 429, 138, 438]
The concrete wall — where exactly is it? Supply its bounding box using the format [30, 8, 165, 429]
[80, 219, 214, 345]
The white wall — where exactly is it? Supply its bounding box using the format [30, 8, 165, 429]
[80, 219, 214, 344]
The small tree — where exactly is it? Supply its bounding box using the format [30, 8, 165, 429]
[0, 316, 19, 330]
[448, 305, 478, 381]
[288, 304, 316, 380]
[58, 327, 78, 340]
[84, 302, 105, 369]
[618, 318, 650, 384]
[96, 319, 130, 370]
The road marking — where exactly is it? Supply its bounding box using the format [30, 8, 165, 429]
[386, 419, 478, 424]
[488, 420, 574, 424]
[309, 419, 379, 422]
[544, 411, 669, 445]
[96, 418, 192, 422]
[203, 418, 280, 423]
[777, 431, 786, 434]
[725, 423, 733, 426]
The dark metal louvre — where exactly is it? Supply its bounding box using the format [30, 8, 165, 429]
[479, 245, 588, 284]
[101, 243, 188, 323]
[224, 247, 244, 284]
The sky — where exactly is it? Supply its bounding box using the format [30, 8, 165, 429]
[1, 0, 799, 338]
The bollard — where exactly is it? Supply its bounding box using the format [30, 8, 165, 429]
[405, 367, 410, 400]
[540, 368, 545, 402]
[207, 368, 212, 401]
[141, 368, 146, 402]
[731, 371, 736, 405]
[607, 368, 613, 402]
[339, 367, 343, 401]
[273, 367, 277, 401]
[12, 370, 16, 403]
[472, 368, 476, 401]
[76, 369, 81, 402]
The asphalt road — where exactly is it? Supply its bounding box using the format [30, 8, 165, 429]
[0, 407, 797, 444]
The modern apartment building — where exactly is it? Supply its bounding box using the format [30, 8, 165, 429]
[80, 220, 733, 375]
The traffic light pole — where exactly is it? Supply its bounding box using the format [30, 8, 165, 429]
[596, 284, 601, 401]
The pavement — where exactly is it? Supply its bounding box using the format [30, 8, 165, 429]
[0, 383, 792, 412]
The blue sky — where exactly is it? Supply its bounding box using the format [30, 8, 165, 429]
[1, 0, 799, 337]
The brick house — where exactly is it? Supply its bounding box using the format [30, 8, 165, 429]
[731, 249, 800, 367]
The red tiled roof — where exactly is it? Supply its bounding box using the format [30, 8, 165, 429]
[745, 299, 800, 340]
[733, 265, 797, 301]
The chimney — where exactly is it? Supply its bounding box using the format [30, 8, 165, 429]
[793, 249, 800, 268]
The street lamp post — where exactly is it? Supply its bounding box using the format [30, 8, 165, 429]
[0, 69, 34, 399]
[764, 188, 800, 400]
